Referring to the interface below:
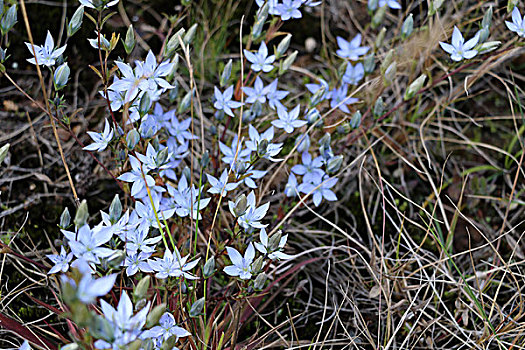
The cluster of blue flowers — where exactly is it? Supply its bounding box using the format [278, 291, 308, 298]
[12, 0, 525, 348]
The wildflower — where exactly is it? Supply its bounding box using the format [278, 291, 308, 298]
[62, 224, 114, 264]
[242, 76, 272, 104]
[219, 136, 251, 165]
[291, 152, 325, 183]
[224, 243, 256, 280]
[149, 247, 200, 280]
[368, 0, 402, 10]
[232, 191, 270, 231]
[284, 173, 300, 197]
[164, 113, 197, 144]
[83, 119, 114, 152]
[207, 169, 239, 197]
[305, 78, 331, 101]
[168, 176, 211, 220]
[330, 85, 358, 113]
[67, 260, 117, 303]
[298, 175, 338, 207]
[79, 0, 119, 10]
[439, 26, 480, 62]
[110, 61, 142, 102]
[125, 226, 162, 254]
[136, 143, 172, 172]
[254, 229, 293, 260]
[232, 161, 267, 188]
[135, 196, 175, 230]
[336, 34, 369, 60]
[245, 125, 283, 161]
[47, 246, 73, 274]
[135, 50, 175, 94]
[342, 62, 365, 86]
[506, 7, 525, 37]
[266, 79, 289, 109]
[276, 0, 302, 21]
[214, 85, 243, 117]
[272, 105, 307, 133]
[124, 251, 153, 276]
[141, 312, 191, 342]
[244, 41, 275, 72]
[117, 155, 156, 198]
[25, 31, 67, 66]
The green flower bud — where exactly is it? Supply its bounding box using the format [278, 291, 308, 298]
[371, 5, 386, 29]
[336, 122, 351, 134]
[231, 194, 248, 217]
[257, 139, 269, 158]
[109, 194, 122, 223]
[189, 297, 205, 317]
[183, 23, 198, 45]
[67, 6, 84, 37]
[482, 6, 493, 29]
[254, 273, 267, 290]
[60, 207, 71, 229]
[53, 63, 70, 91]
[401, 14, 413, 40]
[203, 257, 215, 278]
[139, 93, 152, 116]
[478, 41, 501, 53]
[326, 155, 344, 174]
[279, 50, 297, 75]
[404, 74, 426, 100]
[161, 336, 177, 350]
[123, 25, 136, 54]
[126, 129, 140, 149]
[350, 110, 362, 129]
[146, 303, 166, 328]
[220, 59, 232, 87]
[74, 200, 89, 228]
[252, 3, 269, 40]
[0, 5, 17, 36]
[107, 250, 126, 269]
[251, 256, 264, 273]
[0, 143, 9, 164]
[380, 49, 394, 74]
[383, 61, 397, 86]
[61, 343, 80, 350]
[428, 0, 444, 15]
[375, 27, 386, 49]
[363, 53, 376, 74]
[134, 276, 151, 301]
[309, 85, 326, 108]
[178, 88, 194, 114]
[275, 33, 292, 59]
[157, 148, 170, 166]
[164, 28, 185, 58]
[201, 150, 210, 168]
[373, 97, 384, 117]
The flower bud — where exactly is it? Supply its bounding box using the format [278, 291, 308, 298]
[404, 74, 426, 100]
[252, 3, 268, 39]
[107, 250, 126, 269]
[74, 200, 89, 228]
[67, 6, 84, 37]
[203, 256, 215, 277]
[254, 273, 267, 290]
[428, 0, 444, 15]
[123, 25, 136, 54]
[383, 62, 397, 86]
[0, 5, 17, 36]
[363, 54, 375, 74]
[309, 86, 326, 108]
[109, 194, 122, 223]
[139, 92, 152, 116]
[337, 122, 351, 134]
[401, 14, 413, 40]
[374, 27, 386, 49]
[275, 33, 292, 59]
[157, 147, 170, 166]
[53, 63, 70, 91]
[234, 161, 246, 175]
[482, 6, 493, 29]
[201, 150, 210, 168]
[183, 23, 198, 45]
[251, 256, 264, 273]
[257, 139, 269, 158]
[268, 232, 282, 252]
[146, 304, 166, 328]
[350, 110, 362, 129]
[178, 88, 194, 114]
[168, 81, 179, 102]
[305, 108, 320, 125]
[371, 5, 386, 29]
[478, 41, 500, 53]
[134, 276, 151, 301]
[373, 97, 384, 117]
[0, 48, 7, 63]
[230, 194, 248, 217]
[477, 27, 490, 43]
[380, 49, 394, 74]
[189, 297, 205, 317]
[59, 208, 71, 229]
[220, 59, 232, 87]
[279, 50, 297, 75]
[164, 28, 185, 58]
[161, 336, 177, 350]
[295, 134, 310, 153]
[126, 129, 140, 149]
[326, 155, 344, 174]
[0, 143, 9, 164]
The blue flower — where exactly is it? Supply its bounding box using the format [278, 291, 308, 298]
[207, 169, 239, 197]
[214, 85, 243, 117]
[62, 224, 114, 264]
[164, 112, 197, 144]
[336, 34, 369, 60]
[291, 152, 325, 183]
[272, 105, 307, 133]
[224, 243, 256, 280]
[242, 76, 272, 104]
[124, 251, 153, 276]
[25, 31, 67, 67]
[141, 312, 191, 343]
[244, 41, 275, 73]
[125, 225, 162, 254]
[148, 247, 200, 280]
[117, 155, 156, 198]
[136, 143, 172, 172]
[330, 85, 358, 113]
[63, 259, 117, 304]
[83, 119, 114, 152]
[298, 175, 338, 207]
[284, 173, 300, 197]
[506, 7, 525, 37]
[230, 191, 270, 231]
[368, 0, 401, 10]
[276, 0, 302, 21]
[343, 62, 365, 86]
[135, 196, 175, 230]
[219, 136, 251, 165]
[232, 161, 267, 189]
[47, 246, 73, 274]
[168, 176, 210, 220]
[254, 229, 293, 260]
[245, 125, 283, 162]
[266, 79, 289, 110]
[439, 26, 480, 62]
[305, 78, 331, 101]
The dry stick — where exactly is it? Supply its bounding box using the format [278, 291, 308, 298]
[19, 0, 79, 206]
